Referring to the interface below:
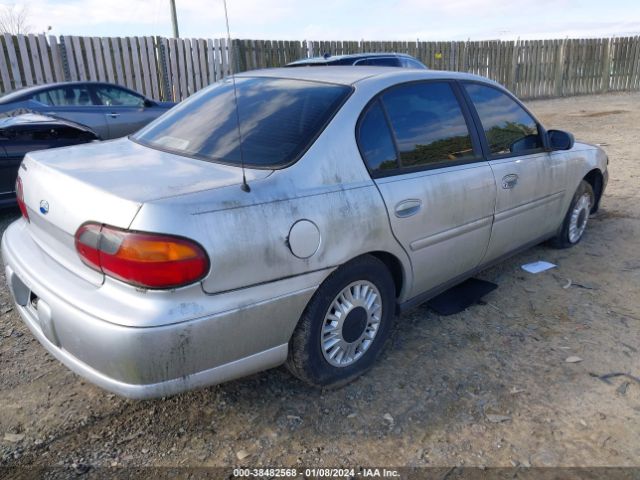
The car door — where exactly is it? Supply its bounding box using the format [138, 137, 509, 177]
[461, 82, 568, 264]
[30, 85, 109, 139]
[357, 81, 497, 299]
[92, 85, 159, 138]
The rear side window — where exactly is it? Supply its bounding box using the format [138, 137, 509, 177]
[95, 86, 144, 107]
[133, 77, 351, 168]
[357, 101, 398, 173]
[32, 87, 95, 106]
[400, 57, 426, 69]
[464, 83, 543, 156]
[357, 57, 401, 67]
[381, 82, 476, 168]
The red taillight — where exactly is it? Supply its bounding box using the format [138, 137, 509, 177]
[74, 223, 210, 289]
[16, 176, 29, 222]
[75, 223, 102, 270]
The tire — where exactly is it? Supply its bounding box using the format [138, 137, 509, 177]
[550, 180, 595, 249]
[286, 255, 396, 387]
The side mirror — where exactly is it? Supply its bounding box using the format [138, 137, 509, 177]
[143, 98, 156, 108]
[547, 129, 574, 151]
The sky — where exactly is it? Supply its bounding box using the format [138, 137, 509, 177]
[3, 0, 640, 41]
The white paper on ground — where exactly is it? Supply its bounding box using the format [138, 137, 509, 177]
[521, 260, 557, 274]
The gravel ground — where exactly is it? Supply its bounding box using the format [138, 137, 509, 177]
[0, 91, 639, 470]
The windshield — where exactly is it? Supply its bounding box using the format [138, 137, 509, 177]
[133, 77, 351, 168]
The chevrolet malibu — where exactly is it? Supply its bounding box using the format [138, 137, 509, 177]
[1, 67, 607, 398]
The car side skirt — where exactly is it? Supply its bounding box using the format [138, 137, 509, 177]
[397, 232, 555, 314]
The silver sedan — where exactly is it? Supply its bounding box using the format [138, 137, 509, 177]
[1, 67, 608, 398]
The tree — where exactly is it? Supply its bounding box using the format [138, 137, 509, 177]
[0, 3, 31, 35]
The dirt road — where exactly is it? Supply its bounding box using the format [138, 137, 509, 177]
[1, 92, 639, 469]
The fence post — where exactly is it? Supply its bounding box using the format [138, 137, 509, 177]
[233, 39, 245, 72]
[157, 36, 171, 101]
[250, 39, 258, 69]
[509, 39, 519, 94]
[229, 39, 238, 72]
[631, 36, 640, 91]
[59, 36, 72, 81]
[600, 38, 611, 93]
[554, 39, 565, 97]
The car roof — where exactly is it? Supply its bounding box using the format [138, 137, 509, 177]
[0, 81, 142, 104]
[237, 66, 500, 88]
[287, 52, 417, 66]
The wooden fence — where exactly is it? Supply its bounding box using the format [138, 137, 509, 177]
[0, 34, 639, 102]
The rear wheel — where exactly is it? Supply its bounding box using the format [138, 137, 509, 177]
[286, 255, 396, 387]
[550, 180, 594, 249]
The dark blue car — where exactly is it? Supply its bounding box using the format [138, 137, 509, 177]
[0, 82, 175, 140]
[286, 52, 427, 69]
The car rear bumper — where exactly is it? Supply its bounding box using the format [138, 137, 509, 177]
[2, 219, 326, 399]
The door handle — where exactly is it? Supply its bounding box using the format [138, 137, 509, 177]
[107, 112, 120, 118]
[394, 199, 422, 218]
[502, 174, 518, 189]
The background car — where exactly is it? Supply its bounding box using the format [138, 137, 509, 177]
[2, 67, 607, 398]
[286, 52, 427, 68]
[0, 113, 99, 208]
[0, 82, 175, 140]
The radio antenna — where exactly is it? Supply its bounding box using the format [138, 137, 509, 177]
[223, 0, 250, 192]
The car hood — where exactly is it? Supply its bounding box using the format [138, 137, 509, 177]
[25, 137, 272, 203]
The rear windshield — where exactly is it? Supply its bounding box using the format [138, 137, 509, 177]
[132, 77, 351, 168]
[0, 87, 35, 103]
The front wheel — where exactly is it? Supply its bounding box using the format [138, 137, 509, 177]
[285, 255, 396, 387]
[550, 180, 594, 249]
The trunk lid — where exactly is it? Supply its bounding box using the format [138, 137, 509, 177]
[19, 138, 271, 285]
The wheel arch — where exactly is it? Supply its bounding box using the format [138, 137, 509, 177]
[583, 168, 604, 213]
[366, 250, 406, 300]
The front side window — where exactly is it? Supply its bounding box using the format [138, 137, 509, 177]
[134, 77, 351, 168]
[464, 83, 543, 156]
[95, 86, 145, 107]
[357, 100, 398, 173]
[381, 82, 476, 168]
[32, 87, 95, 107]
[400, 57, 426, 69]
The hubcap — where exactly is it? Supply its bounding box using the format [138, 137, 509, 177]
[321, 280, 382, 368]
[568, 193, 592, 243]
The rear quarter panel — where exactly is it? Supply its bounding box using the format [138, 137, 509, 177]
[129, 90, 413, 299]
